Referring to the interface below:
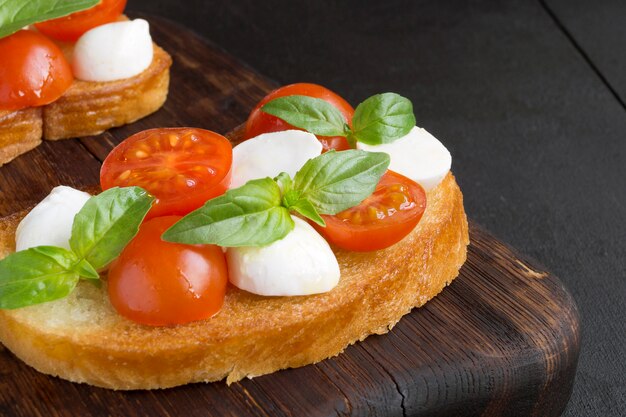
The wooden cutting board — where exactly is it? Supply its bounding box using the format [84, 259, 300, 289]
[0, 15, 580, 417]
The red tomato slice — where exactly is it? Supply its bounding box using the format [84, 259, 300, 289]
[35, 0, 127, 42]
[108, 216, 228, 326]
[244, 83, 354, 151]
[100, 128, 232, 219]
[0, 30, 73, 111]
[315, 170, 427, 252]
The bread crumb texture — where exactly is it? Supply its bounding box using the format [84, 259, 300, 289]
[0, 173, 468, 389]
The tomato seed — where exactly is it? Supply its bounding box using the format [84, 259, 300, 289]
[367, 206, 381, 221]
[389, 192, 409, 207]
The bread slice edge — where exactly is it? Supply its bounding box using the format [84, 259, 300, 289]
[0, 173, 469, 389]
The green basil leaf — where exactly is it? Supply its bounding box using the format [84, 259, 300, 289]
[351, 93, 416, 145]
[0, 246, 79, 309]
[69, 187, 154, 270]
[163, 178, 295, 247]
[71, 259, 99, 280]
[293, 150, 390, 214]
[0, 0, 99, 39]
[274, 172, 293, 194]
[282, 188, 300, 208]
[289, 198, 326, 227]
[261, 95, 348, 137]
[280, 182, 325, 226]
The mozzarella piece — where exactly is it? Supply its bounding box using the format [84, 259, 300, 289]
[230, 130, 322, 188]
[227, 216, 340, 296]
[15, 186, 92, 251]
[72, 19, 153, 82]
[357, 126, 452, 191]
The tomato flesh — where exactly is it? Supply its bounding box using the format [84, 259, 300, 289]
[35, 0, 127, 42]
[100, 128, 232, 219]
[108, 216, 228, 326]
[244, 83, 354, 151]
[0, 30, 73, 111]
[315, 170, 427, 252]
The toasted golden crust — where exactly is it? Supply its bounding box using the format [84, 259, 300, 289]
[43, 44, 172, 140]
[0, 173, 468, 389]
[0, 108, 42, 166]
[0, 39, 171, 163]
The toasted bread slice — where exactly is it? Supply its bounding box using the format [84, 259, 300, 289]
[0, 35, 171, 164]
[0, 108, 42, 167]
[0, 165, 468, 389]
[43, 44, 172, 140]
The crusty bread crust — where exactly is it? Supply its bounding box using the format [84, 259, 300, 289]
[0, 40, 172, 164]
[0, 172, 468, 389]
[43, 44, 172, 140]
[0, 108, 42, 167]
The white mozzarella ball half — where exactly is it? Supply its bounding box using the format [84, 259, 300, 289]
[230, 130, 322, 188]
[227, 216, 340, 296]
[15, 186, 92, 251]
[72, 19, 153, 82]
[357, 126, 452, 191]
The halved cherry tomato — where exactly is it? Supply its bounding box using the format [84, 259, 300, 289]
[100, 128, 232, 219]
[35, 0, 127, 42]
[315, 170, 427, 252]
[0, 30, 73, 111]
[108, 216, 228, 326]
[244, 83, 354, 151]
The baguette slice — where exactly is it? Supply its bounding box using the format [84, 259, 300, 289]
[0, 172, 468, 390]
[0, 35, 172, 164]
[0, 108, 42, 167]
[43, 43, 172, 140]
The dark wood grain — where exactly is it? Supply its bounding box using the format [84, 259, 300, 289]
[0, 15, 580, 417]
[0, 14, 275, 216]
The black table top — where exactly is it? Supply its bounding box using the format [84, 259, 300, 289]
[128, 1, 625, 416]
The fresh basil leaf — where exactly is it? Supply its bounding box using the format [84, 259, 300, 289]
[289, 198, 326, 227]
[71, 259, 99, 280]
[163, 178, 295, 247]
[293, 150, 390, 214]
[261, 95, 348, 137]
[0, 246, 79, 309]
[69, 187, 154, 270]
[281, 188, 300, 207]
[0, 0, 99, 39]
[351, 93, 416, 145]
[280, 183, 325, 227]
[274, 171, 293, 194]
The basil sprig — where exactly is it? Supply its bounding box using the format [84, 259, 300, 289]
[261, 92, 416, 147]
[351, 93, 416, 145]
[70, 187, 154, 270]
[162, 150, 390, 247]
[160, 178, 294, 247]
[0, 187, 154, 309]
[0, 0, 99, 39]
[292, 149, 390, 214]
[261, 96, 349, 138]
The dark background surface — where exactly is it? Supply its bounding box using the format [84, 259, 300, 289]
[126, 1, 625, 416]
